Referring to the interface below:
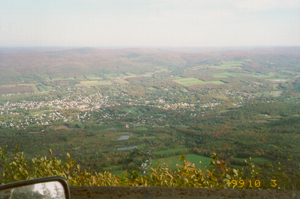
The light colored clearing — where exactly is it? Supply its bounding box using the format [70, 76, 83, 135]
[51, 77, 75, 80]
[0, 84, 17, 87]
[115, 146, 137, 150]
[219, 110, 229, 114]
[152, 154, 212, 171]
[86, 74, 102, 79]
[268, 79, 288, 82]
[76, 81, 111, 86]
[123, 74, 153, 79]
[148, 87, 157, 90]
[212, 72, 279, 78]
[30, 110, 44, 115]
[18, 84, 35, 86]
[114, 79, 129, 84]
[118, 136, 129, 140]
[181, 88, 189, 92]
[125, 72, 136, 76]
[204, 81, 225, 85]
[270, 91, 282, 97]
[209, 61, 244, 69]
[173, 78, 204, 86]
[173, 78, 224, 86]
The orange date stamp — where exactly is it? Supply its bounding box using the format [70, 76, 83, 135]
[231, 180, 277, 188]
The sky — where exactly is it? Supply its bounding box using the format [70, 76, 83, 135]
[1, 0, 300, 47]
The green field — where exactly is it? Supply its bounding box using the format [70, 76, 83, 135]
[173, 78, 224, 87]
[148, 87, 157, 90]
[77, 81, 112, 86]
[30, 110, 44, 115]
[153, 148, 189, 155]
[103, 73, 118, 79]
[135, 126, 148, 131]
[125, 72, 137, 76]
[212, 72, 284, 79]
[86, 74, 102, 79]
[122, 107, 144, 116]
[151, 154, 213, 171]
[209, 61, 245, 69]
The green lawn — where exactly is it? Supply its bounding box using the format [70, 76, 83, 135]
[148, 87, 157, 90]
[151, 154, 213, 171]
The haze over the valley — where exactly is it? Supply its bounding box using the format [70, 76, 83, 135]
[1, 0, 300, 47]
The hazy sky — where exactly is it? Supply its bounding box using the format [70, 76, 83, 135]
[1, 0, 300, 47]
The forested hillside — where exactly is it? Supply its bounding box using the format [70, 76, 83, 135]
[0, 47, 300, 189]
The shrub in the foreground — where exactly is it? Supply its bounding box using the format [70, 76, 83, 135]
[0, 146, 299, 189]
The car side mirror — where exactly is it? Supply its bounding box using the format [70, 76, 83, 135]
[0, 176, 71, 199]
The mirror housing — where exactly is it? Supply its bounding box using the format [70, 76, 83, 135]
[0, 176, 71, 199]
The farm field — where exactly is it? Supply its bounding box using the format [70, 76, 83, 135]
[212, 72, 286, 79]
[86, 74, 102, 79]
[153, 148, 189, 155]
[173, 78, 224, 87]
[76, 81, 112, 86]
[209, 61, 245, 69]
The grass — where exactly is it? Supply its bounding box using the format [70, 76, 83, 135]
[212, 72, 285, 79]
[110, 170, 126, 176]
[173, 78, 201, 86]
[153, 148, 189, 155]
[270, 91, 282, 97]
[103, 73, 117, 79]
[122, 107, 144, 116]
[173, 78, 224, 87]
[135, 126, 148, 131]
[219, 110, 229, 114]
[148, 87, 157, 90]
[77, 81, 112, 86]
[125, 72, 136, 76]
[151, 154, 213, 171]
[30, 110, 44, 115]
[86, 74, 102, 79]
[209, 61, 244, 69]
[181, 88, 189, 92]
[103, 165, 120, 170]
